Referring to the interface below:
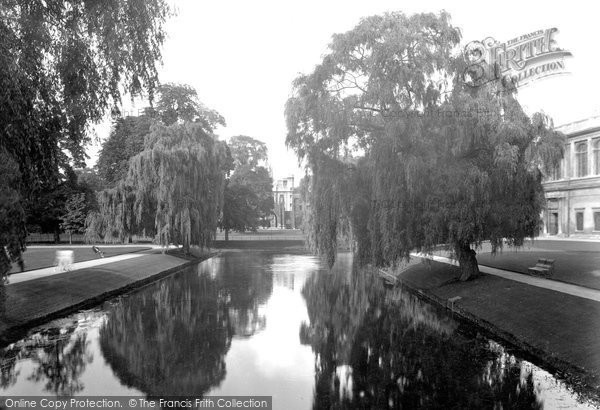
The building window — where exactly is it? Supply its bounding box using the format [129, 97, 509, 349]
[548, 163, 561, 181]
[548, 212, 559, 235]
[575, 141, 588, 177]
[594, 139, 600, 175]
[575, 211, 584, 231]
[594, 211, 600, 231]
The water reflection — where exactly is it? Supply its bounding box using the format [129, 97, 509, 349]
[300, 254, 595, 409]
[99, 269, 233, 397]
[0, 316, 95, 396]
[0, 251, 597, 409]
[206, 254, 316, 408]
[217, 254, 273, 338]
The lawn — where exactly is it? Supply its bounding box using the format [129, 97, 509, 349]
[9, 246, 152, 274]
[477, 248, 600, 290]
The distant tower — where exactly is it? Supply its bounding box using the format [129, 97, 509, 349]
[272, 176, 296, 229]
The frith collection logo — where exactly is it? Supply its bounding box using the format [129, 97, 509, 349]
[463, 28, 572, 90]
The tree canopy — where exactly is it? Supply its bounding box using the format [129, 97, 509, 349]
[228, 135, 269, 169]
[88, 122, 231, 252]
[0, 150, 25, 277]
[97, 83, 226, 188]
[90, 85, 233, 250]
[155, 83, 226, 129]
[60, 192, 87, 244]
[220, 136, 274, 236]
[0, 0, 170, 266]
[285, 11, 564, 279]
[97, 115, 154, 186]
[1, 0, 169, 186]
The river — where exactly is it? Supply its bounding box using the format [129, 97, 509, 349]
[0, 251, 597, 409]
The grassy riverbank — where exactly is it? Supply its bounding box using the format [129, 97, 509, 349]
[392, 258, 600, 401]
[0, 250, 213, 345]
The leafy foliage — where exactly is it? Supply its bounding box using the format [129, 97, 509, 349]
[0, 0, 170, 266]
[1, 0, 168, 186]
[0, 149, 26, 276]
[26, 167, 99, 242]
[155, 83, 226, 129]
[221, 183, 260, 234]
[91, 84, 233, 249]
[88, 123, 231, 251]
[97, 84, 226, 189]
[228, 135, 269, 169]
[60, 193, 88, 242]
[285, 11, 564, 279]
[97, 115, 154, 186]
[220, 136, 274, 235]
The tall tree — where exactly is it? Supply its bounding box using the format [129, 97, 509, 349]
[155, 83, 225, 129]
[97, 115, 154, 186]
[220, 182, 260, 240]
[228, 135, 269, 169]
[60, 193, 87, 244]
[25, 166, 81, 242]
[0, 149, 25, 279]
[0, 0, 170, 267]
[97, 84, 225, 188]
[285, 11, 564, 280]
[89, 122, 231, 252]
[75, 167, 104, 212]
[220, 136, 274, 238]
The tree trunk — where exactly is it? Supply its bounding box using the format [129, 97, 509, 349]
[225, 229, 229, 241]
[54, 230, 60, 244]
[69, 232, 72, 245]
[454, 242, 479, 281]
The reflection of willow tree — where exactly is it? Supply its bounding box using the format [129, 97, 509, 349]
[0, 345, 21, 390]
[300, 255, 372, 364]
[219, 254, 273, 338]
[301, 264, 543, 409]
[0, 323, 91, 396]
[27, 331, 92, 397]
[99, 269, 233, 396]
[0, 355, 19, 389]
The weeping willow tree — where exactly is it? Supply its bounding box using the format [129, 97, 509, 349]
[84, 182, 139, 244]
[1, 0, 170, 270]
[87, 122, 230, 253]
[285, 11, 564, 280]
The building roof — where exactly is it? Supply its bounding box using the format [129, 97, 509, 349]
[555, 116, 600, 138]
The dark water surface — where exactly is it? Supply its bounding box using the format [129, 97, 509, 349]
[0, 252, 597, 409]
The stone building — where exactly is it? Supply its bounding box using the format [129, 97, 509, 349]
[271, 176, 303, 229]
[542, 116, 600, 237]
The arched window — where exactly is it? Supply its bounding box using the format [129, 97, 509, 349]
[593, 138, 600, 175]
[575, 141, 588, 177]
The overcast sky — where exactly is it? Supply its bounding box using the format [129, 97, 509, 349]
[87, 0, 599, 181]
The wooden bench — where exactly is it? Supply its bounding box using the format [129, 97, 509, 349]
[528, 258, 555, 277]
